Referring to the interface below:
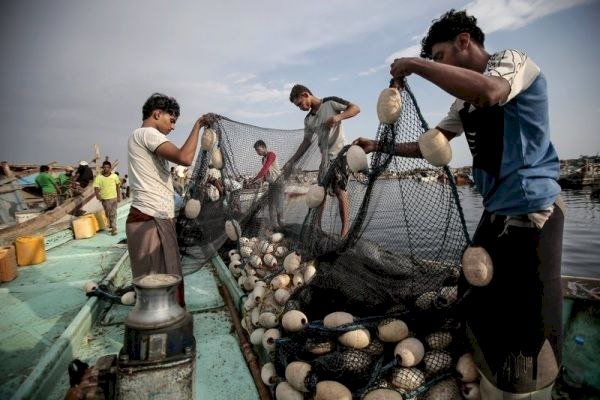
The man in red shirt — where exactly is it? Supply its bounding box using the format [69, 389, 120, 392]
[251, 140, 284, 230]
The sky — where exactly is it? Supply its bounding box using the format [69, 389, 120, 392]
[1, 0, 599, 171]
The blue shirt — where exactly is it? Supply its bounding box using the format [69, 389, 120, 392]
[438, 49, 561, 214]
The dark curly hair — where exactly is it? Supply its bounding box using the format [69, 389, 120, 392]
[289, 84, 312, 103]
[420, 9, 485, 59]
[142, 93, 180, 120]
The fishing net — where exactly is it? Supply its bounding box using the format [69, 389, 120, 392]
[176, 81, 474, 398]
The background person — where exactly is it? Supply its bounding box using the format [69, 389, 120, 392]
[72, 161, 94, 195]
[35, 165, 60, 209]
[121, 174, 130, 198]
[284, 84, 360, 237]
[93, 160, 121, 235]
[57, 166, 74, 197]
[250, 139, 284, 230]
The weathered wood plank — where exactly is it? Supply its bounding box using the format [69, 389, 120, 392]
[562, 275, 600, 300]
[0, 186, 94, 244]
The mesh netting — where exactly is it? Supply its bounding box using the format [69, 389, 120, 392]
[176, 116, 322, 263]
[176, 82, 474, 398]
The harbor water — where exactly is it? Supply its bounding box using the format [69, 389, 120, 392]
[287, 181, 600, 279]
[456, 185, 600, 279]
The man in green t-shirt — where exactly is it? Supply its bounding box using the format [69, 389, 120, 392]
[35, 165, 60, 209]
[93, 161, 121, 235]
[57, 166, 74, 196]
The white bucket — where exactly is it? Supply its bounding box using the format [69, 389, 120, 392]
[14, 210, 42, 224]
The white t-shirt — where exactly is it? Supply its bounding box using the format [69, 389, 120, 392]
[304, 97, 350, 165]
[437, 49, 541, 136]
[128, 127, 175, 219]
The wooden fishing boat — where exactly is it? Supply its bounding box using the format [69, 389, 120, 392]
[0, 186, 96, 246]
[0, 200, 132, 399]
[559, 162, 600, 189]
[4, 245, 597, 399]
[0, 161, 118, 245]
[0, 147, 118, 242]
[2, 196, 598, 399]
[1, 216, 268, 399]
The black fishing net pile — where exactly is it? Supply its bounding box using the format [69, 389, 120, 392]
[176, 83, 473, 398]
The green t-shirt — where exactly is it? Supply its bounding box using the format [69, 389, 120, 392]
[35, 172, 57, 194]
[57, 173, 71, 187]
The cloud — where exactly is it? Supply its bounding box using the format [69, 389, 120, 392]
[188, 79, 292, 104]
[421, 111, 449, 119]
[0, 0, 594, 167]
[360, 0, 591, 78]
[358, 65, 387, 77]
[233, 110, 290, 119]
[467, 0, 591, 33]
[384, 44, 422, 64]
[328, 74, 346, 82]
[188, 81, 231, 96]
[359, 44, 420, 77]
[229, 73, 257, 85]
[238, 83, 293, 103]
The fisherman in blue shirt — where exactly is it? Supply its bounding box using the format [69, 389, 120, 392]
[355, 9, 564, 399]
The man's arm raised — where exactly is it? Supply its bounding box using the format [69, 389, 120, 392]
[156, 115, 209, 166]
[391, 57, 509, 108]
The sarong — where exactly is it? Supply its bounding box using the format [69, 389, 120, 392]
[126, 207, 185, 306]
[43, 193, 57, 208]
[462, 204, 564, 392]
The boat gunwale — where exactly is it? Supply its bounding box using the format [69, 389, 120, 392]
[9, 246, 598, 398]
[11, 250, 131, 400]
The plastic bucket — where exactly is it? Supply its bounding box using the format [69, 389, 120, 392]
[93, 210, 108, 230]
[0, 245, 18, 281]
[72, 216, 96, 239]
[83, 214, 99, 232]
[15, 236, 46, 266]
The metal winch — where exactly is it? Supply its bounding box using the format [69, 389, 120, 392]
[116, 273, 195, 399]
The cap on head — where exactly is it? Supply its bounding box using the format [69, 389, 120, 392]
[66, 166, 74, 172]
[79, 161, 88, 166]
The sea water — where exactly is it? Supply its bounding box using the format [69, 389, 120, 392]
[457, 185, 600, 279]
[287, 181, 600, 279]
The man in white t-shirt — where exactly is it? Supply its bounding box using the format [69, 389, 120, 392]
[126, 92, 209, 307]
[354, 10, 563, 399]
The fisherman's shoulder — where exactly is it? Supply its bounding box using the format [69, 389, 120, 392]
[322, 96, 350, 106]
[131, 126, 163, 138]
[486, 49, 540, 76]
